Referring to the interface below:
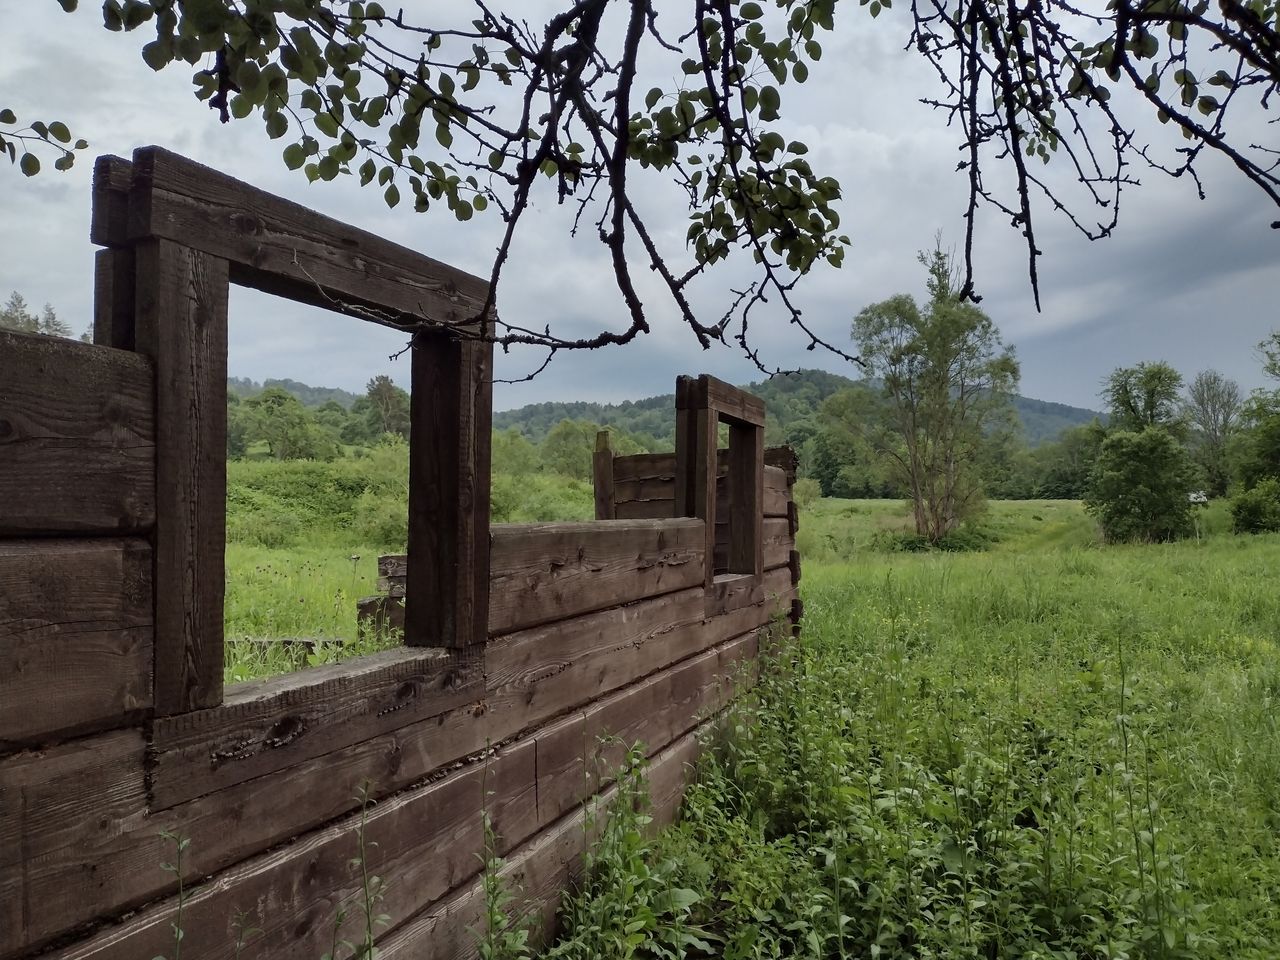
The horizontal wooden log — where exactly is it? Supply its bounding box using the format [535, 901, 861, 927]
[0, 539, 152, 750]
[0, 331, 155, 535]
[613, 498, 674, 521]
[613, 446, 794, 483]
[148, 647, 482, 810]
[487, 518, 704, 635]
[43, 738, 538, 960]
[715, 516, 793, 570]
[378, 720, 713, 960]
[0, 730, 147, 957]
[39, 627, 764, 960]
[127, 146, 488, 329]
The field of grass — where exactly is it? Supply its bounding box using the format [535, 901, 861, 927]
[538, 499, 1280, 959]
[219, 492, 1280, 956]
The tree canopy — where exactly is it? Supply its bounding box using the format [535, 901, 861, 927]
[3, 1, 1278, 369]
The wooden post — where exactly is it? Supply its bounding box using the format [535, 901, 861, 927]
[133, 238, 230, 715]
[693, 406, 719, 590]
[593, 431, 616, 520]
[406, 331, 493, 648]
[674, 376, 697, 516]
[728, 420, 764, 577]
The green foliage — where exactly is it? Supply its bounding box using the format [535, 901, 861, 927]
[1230, 478, 1280, 535]
[1086, 427, 1196, 542]
[848, 245, 1020, 542]
[539, 508, 1280, 959]
[790, 477, 821, 510]
[1102, 361, 1186, 435]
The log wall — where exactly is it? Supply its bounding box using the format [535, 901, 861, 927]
[0, 149, 802, 960]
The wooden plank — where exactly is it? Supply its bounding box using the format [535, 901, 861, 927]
[0, 331, 155, 536]
[592, 430, 615, 520]
[615, 446, 794, 484]
[148, 647, 482, 810]
[708, 573, 766, 617]
[90, 154, 133, 248]
[485, 562, 789, 744]
[695, 374, 766, 426]
[134, 238, 229, 715]
[0, 730, 147, 957]
[615, 459, 787, 501]
[378, 720, 713, 960]
[0, 539, 152, 750]
[766, 445, 799, 485]
[728, 420, 764, 576]
[674, 375, 696, 515]
[487, 518, 704, 636]
[614, 498, 673, 520]
[43, 739, 538, 960]
[407, 332, 492, 648]
[128, 146, 489, 329]
[716, 517, 793, 571]
[92, 248, 136, 350]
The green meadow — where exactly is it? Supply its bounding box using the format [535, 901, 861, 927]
[222, 487, 1280, 957]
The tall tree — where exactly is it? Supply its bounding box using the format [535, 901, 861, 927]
[0, 291, 37, 333]
[364, 375, 410, 439]
[849, 245, 1019, 543]
[1101, 361, 1185, 434]
[38, 303, 72, 338]
[1260, 332, 1280, 383]
[6, 2, 1279, 370]
[1184, 370, 1242, 497]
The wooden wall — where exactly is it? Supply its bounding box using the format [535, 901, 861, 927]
[1, 328, 800, 960]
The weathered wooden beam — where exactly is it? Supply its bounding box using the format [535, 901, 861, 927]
[134, 238, 230, 715]
[673, 375, 697, 515]
[92, 248, 136, 350]
[0, 331, 155, 536]
[0, 539, 152, 750]
[127, 146, 489, 329]
[406, 332, 492, 648]
[147, 647, 482, 810]
[613, 463, 788, 509]
[592, 430, 615, 520]
[692, 374, 766, 426]
[614, 446, 798, 484]
[89, 154, 133, 248]
[487, 518, 704, 635]
[728, 420, 764, 576]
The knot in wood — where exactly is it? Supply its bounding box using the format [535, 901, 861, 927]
[229, 211, 265, 237]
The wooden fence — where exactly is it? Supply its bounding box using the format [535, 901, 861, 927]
[0, 148, 800, 960]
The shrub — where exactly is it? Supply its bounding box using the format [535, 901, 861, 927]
[791, 477, 821, 510]
[1231, 478, 1280, 534]
[1085, 427, 1196, 542]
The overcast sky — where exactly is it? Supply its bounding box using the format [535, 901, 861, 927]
[1, 3, 1276, 413]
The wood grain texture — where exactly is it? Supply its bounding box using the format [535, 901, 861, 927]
[134, 238, 229, 715]
[0, 539, 152, 750]
[92, 248, 136, 350]
[592, 430, 615, 520]
[407, 332, 492, 648]
[692, 374, 766, 426]
[0, 730, 147, 957]
[728, 420, 764, 576]
[715, 516, 793, 571]
[487, 518, 705, 635]
[90, 154, 133, 248]
[614, 464, 788, 516]
[148, 647, 481, 809]
[378, 720, 713, 960]
[0, 331, 155, 536]
[614, 445, 797, 485]
[128, 146, 489, 328]
[43, 740, 538, 960]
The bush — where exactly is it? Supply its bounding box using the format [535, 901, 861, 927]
[791, 477, 821, 510]
[1085, 427, 1195, 542]
[1231, 478, 1280, 534]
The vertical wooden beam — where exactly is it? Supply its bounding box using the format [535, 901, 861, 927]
[592, 431, 615, 520]
[90, 155, 133, 248]
[728, 420, 764, 577]
[93, 249, 136, 350]
[693, 407, 718, 589]
[406, 331, 493, 648]
[133, 238, 230, 715]
[674, 376, 697, 516]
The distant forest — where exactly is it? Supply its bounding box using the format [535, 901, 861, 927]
[490, 370, 1099, 449]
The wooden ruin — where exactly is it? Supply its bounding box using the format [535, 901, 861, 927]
[0, 147, 801, 960]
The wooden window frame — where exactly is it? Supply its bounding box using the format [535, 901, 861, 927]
[92, 147, 493, 717]
[673, 375, 765, 615]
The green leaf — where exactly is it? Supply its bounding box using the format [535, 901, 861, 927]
[645, 87, 663, 110]
[384, 183, 400, 207]
[265, 111, 288, 139]
[141, 40, 172, 71]
[282, 142, 307, 170]
[740, 2, 764, 20]
[0, 109, 15, 125]
[47, 121, 70, 143]
[20, 153, 40, 177]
